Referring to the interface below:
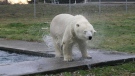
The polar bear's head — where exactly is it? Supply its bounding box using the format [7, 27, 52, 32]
[73, 16, 96, 40]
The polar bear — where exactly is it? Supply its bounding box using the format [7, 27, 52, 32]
[50, 14, 96, 61]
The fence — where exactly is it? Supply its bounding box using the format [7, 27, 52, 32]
[34, 1, 135, 19]
[0, 0, 135, 20]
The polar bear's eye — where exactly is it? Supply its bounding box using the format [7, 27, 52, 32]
[91, 30, 93, 33]
[76, 24, 80, 27]
[84, 31, 87, 34]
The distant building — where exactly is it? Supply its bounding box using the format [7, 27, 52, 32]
[0, 0, 33, 4]
[8, 0, 30, 4]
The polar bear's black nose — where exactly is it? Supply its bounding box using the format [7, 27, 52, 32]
[88, 36, 92, 40]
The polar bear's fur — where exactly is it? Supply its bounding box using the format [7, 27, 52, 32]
[50, 14, 96, 61]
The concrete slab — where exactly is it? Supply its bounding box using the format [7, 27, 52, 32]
[0, 38, 49, 52]
[0, 50, 135, 76]
[0, 38, 55, 57]
[0, 38, 135, 76]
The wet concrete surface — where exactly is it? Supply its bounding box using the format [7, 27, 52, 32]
[0, 38, 55, 57]
[0, 38, 135, 76]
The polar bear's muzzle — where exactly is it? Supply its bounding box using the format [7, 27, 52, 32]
[85, 31, 93, 40]
[88, 36, 92, 40]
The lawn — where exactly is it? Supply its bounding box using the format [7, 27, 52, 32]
[0, 3, 135, 76]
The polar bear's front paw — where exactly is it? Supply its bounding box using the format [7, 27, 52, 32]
[64, 56, 73, 62]
[64, 58, 73, 62]
[83, 55, 92, 59]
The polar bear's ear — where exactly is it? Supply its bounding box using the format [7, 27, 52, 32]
[76, 24, 80, 27]
[93, 30, 97, 33]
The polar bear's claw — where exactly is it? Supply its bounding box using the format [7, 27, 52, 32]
[64, 59, 73, 62]
[64, 57, 73, 62]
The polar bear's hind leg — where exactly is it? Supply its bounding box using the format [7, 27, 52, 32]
[53, 38, 63, 57]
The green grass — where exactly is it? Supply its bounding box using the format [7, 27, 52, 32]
[0, 4, 135, 76]
[86, 13, 135, 54]
[0, 22, 50, 41]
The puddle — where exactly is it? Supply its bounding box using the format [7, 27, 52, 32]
[0, 50, 43, 65]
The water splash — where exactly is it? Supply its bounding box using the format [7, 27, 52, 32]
[42, 35, 55, 50]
